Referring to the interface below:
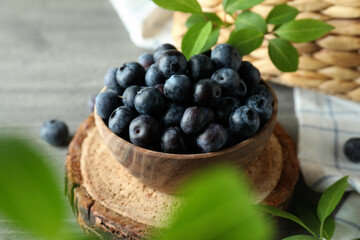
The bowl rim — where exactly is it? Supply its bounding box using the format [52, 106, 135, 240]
[95, 80, 278, 160]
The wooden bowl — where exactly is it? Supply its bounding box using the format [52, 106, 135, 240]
[95, 81, 278, 194]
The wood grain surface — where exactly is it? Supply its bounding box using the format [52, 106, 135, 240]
[0, 0, 298, 239]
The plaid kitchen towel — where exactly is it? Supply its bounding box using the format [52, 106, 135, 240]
[295, 88, 360, 239]
[108, 0, 173, 50]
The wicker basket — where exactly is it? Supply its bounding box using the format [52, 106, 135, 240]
[172, 0, 360, 102]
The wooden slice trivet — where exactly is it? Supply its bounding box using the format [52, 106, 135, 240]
[65, 115, 299, 240]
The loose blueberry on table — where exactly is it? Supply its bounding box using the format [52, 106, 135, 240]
[344, 138, 360, 163]
[95, 43, 274, 153]
[41, 119, 69, 146]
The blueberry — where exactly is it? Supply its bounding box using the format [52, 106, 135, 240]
[134, 87, 165, 116]
[201, 107, 215, 126]
[245, 95, 272, 125]
[180, 106, 207, 135]
[41, 119, 69, 146]
[95, 90, 122, 120]
[122, 85, 142, 110]
[252, 84, 274, 104]
[193, 79, 222, 107]
[211, 43, 242, 71]
[162, 104, 185, 127]
[229, 106, 260, 139]
[106, 87, 124, 96]
[164, 74, 192, 103]
[154, 84, 164, 95]
[153, 43, 177, 62]
[129, 115, 160, 148]
[202, 49, 212, 57]
[108, 106, 137, 137]
[187, 54, 214, 81]
[224, 127, 241, 148]
[161, 126, 188, 153]
[231, 80, 247, 101]
[145, 63, 166, 87]
[214, 97, 241, 125]
[87, 94, 97, 113]
[196, 124, 228, 153]
[138, 53, 154, 69]
[238, 61, 261, 90]
[344, 138, 360, 163]
[104, 67, 124, 94]
[158, 50, 187, 78]
[116, 62, 145, 88]
[211, 68, 240, 95]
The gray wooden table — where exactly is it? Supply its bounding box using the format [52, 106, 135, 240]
[0, 0, 298, 239]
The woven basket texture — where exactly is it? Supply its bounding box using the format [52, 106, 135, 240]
[172, 0, 360, 102]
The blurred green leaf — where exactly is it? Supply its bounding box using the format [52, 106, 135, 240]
[257, 205, 316, 237]
[266, 4, 298, 25]
[156, 165, 272, 240]
[235, 11, 267, 33]
[201, 27, 220, 53]
[268, 38, 299, 72]
[181, 22, 212, 59]
[153, 0, 202, 14]
[223, 0, 264, 13]
[0, 136, 64, 238]
[275, 19, 334, 43]
[282, 235, 318, 240]
[317, 176, 348, 237]
[228, 28, 264, 55]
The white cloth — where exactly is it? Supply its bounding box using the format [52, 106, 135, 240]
[108, 0, 174, 50]
[295, 88, 360, 239]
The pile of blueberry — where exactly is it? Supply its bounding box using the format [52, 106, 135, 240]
[96, 43, 274, 154]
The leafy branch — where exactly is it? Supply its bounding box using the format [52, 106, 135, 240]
[153, 0, 334, 72]
[258, 176, 349, 240]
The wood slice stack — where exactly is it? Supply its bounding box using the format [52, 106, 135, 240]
[66, 115, 299, 239]
[172, 0, 360, 102]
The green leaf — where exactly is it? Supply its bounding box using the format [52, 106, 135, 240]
[186, 13, 224, 29]
[185, 14, 206, 28]
[181, 22, 212, 59]
[235, 11, 267, 33]
[228, 28, 264, 55]
[223, 0, 264, 13]
[323, 216, 335, 240]
[0, 136, 64, 238]
[317, 176, 348, 225]
[203, 13, 224, 26]
[296, 202, 334, 239]
[282, 235, 318, 240]
[156, 165, 273, 240]
[153, 0, 202, 14]
[201, 27, 220, 53]
[266, 4, 298, 25]
[257, 205, 317, 237]
[275, 19, 334, 43]
[268, 38, 299, 72]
